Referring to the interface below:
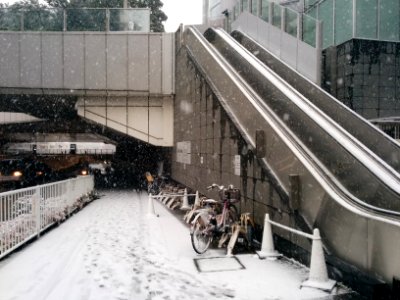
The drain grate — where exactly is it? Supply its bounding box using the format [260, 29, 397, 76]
[194, 256, 245, 273]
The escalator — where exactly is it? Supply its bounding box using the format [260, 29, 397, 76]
[182, 26, 400, 286]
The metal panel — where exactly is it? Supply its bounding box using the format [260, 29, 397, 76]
[85, 34, 106, 90]
[42, 34, 63, 89]
[297, 41, 318, 83]
[280, 32, 298, 69]
[149, 35, 162, 94]
[0, 33, 19, 87]
[162, 33, 174, 95]
[149, 106, 163, 138]
[257, 19, 270, 50]
[64, 34, 84, 89]
[128, 106, 149, 140]
[246, 12, 258, 39]
[107, 35, 128, 90]
[106, 96, 127, 133]
[128, 34, 149, 91]
[268, 25, 281, 57]
[20, 34, 41, 88]
[162, 97, 174, 146]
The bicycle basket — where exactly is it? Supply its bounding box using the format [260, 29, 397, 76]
[225, 188, 240, 203]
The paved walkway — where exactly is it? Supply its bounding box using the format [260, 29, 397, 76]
[0, 190, 352, 300]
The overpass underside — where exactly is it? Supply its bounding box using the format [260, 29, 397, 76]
[0, 31, 175, 146]
[76, 95, 173, 146]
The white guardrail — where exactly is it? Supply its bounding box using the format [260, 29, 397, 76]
[0, 175, 94, 259]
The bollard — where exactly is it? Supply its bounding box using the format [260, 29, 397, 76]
[301, 229, 336, 291]
[194, 191, 200, 207]
[180, 188, 191, 210]
[147, 193, 156, 217]
[256, 214, 281, 259]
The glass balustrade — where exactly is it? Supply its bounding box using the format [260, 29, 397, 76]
[251, 0, 258, 15]
[0, 8, 150, 32]
[285, 7, 298, 38]
[260, 0, 269, 22]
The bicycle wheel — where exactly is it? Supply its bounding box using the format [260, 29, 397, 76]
[191, 214, 212, 254]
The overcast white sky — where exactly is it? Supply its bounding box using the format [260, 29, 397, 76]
[3, 0, 204, 33]
[162, 0, 203, 32]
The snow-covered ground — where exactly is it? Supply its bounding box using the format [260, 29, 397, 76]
[0, 190, 350, 300]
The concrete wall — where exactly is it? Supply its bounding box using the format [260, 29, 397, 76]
[0, 32, 175, 95]
[172, 43, 291, 228]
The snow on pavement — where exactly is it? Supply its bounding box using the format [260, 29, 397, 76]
[0, 190, 346, 300]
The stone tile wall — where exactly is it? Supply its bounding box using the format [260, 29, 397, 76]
[323, 39, 400, 119]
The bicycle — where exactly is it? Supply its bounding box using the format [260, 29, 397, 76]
[145, 172, 167, 195]
[190, 183, 240, 254]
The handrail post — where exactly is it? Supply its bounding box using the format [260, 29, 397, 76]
[63, 9, 67, 32]
[20, 11, 24, 31]
[34, 187, 41, 237]
[106, 8, 110, 32]
[315, 20, 323, 86]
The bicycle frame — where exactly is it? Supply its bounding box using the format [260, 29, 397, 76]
[216, 200, 230, 229]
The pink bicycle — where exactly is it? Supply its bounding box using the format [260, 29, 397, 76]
[190, 184, 240, 254]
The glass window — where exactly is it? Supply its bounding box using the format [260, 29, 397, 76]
[318, 0, 334, 48]
[242, 0, 249, 12]
[23, 9, 63, 31]
[285, 8, 298, 38]
[66, 9, 106, 31]
[302, 13, 316, 47]
[261, 0, 269, 22]
[355, 0, 378, 39]
[305, 0, 320, 10]
[335, 0, 353, 45]
[236, 0, 241, 14]
[251, 0, 258, 15]
[0, 9, 22, 31]
[379, 0, 400, 41]
[109, 9, 150, 32]
[272, 3, 281, 28]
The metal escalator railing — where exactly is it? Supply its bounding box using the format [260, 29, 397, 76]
[204, 27, 400, 214]
[231, 29, 400, 173]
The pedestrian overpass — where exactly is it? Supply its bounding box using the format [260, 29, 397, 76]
[0, 30, 175, 146]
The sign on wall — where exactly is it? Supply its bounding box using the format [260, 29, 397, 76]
[176, 141, 191, 164]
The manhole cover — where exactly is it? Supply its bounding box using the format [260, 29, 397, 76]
[194, 256, 245, 273]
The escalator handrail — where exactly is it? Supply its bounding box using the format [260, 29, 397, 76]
[212, 28, 400, 195]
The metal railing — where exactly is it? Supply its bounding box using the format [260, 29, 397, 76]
[0, 8, 150, 32]
[0, 175, 94, 259]
[258, 213, 336, 290]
